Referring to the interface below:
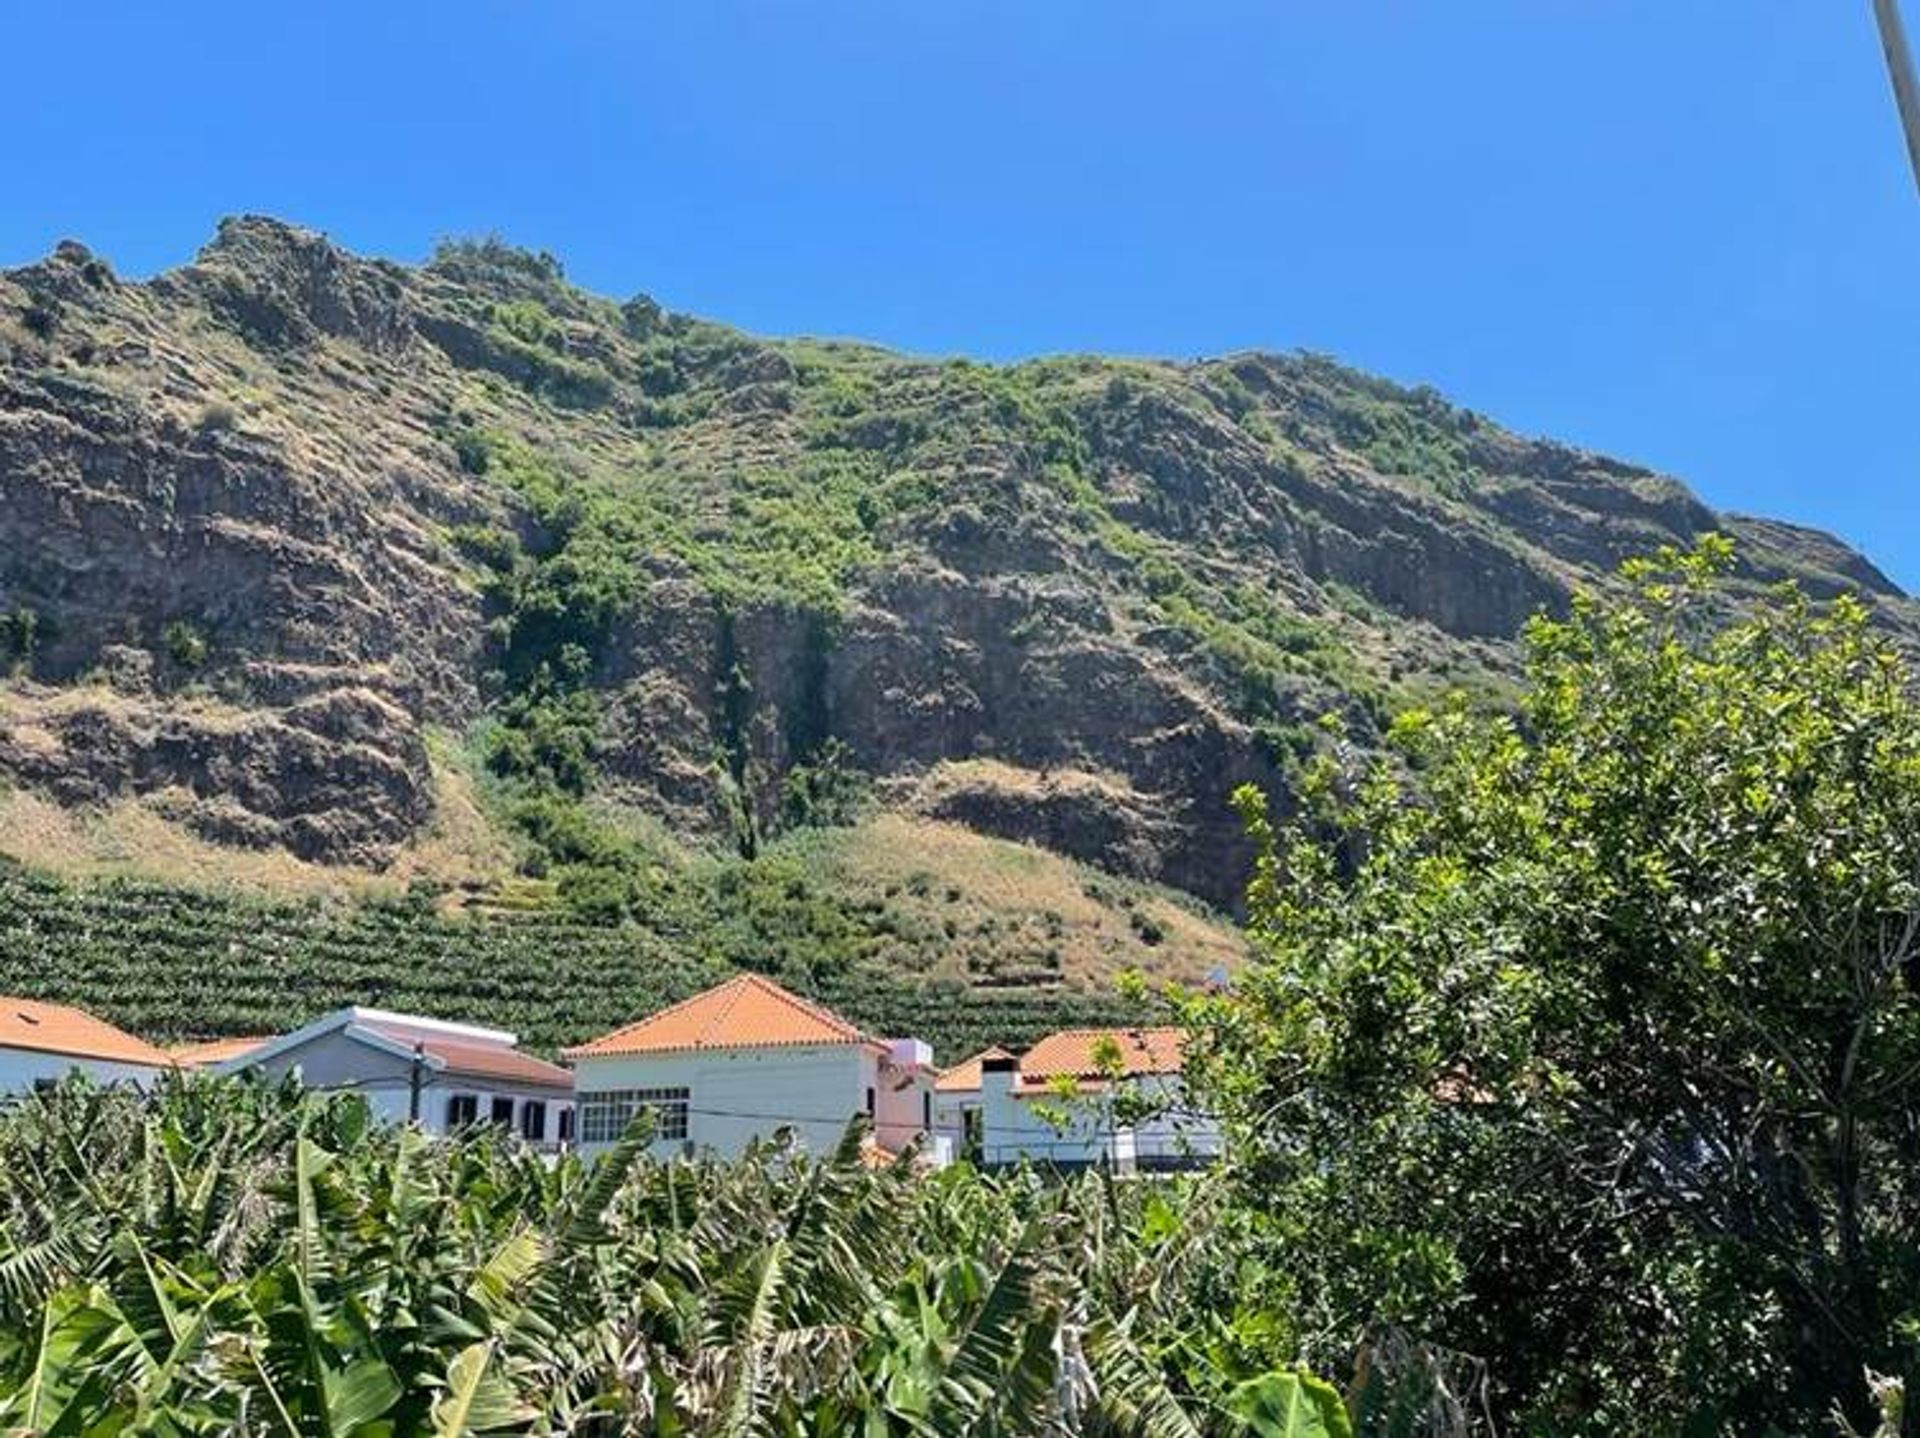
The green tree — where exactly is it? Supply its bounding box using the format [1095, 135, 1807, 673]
[1191, 538, 1920, 1432]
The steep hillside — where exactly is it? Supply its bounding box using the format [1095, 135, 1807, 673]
[0, 216, 1909, 1046]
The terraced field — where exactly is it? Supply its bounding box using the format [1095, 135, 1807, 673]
[0, 858, 1144, 1059]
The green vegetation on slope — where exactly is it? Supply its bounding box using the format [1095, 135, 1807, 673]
[0, 827, 1196, 1058]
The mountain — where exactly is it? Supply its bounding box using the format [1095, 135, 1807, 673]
[0, 216, 1908, 1053]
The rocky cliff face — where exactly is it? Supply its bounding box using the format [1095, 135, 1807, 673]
[1, 217, 1908, 909]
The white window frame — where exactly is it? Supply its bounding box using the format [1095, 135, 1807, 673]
[580, 1087, 690, 1144]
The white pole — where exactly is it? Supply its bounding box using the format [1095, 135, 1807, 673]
[1875, 0, 1920, 194]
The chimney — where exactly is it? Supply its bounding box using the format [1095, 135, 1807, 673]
[978, 1052, 1019, 1166]
[888, 1037, 932, 1070]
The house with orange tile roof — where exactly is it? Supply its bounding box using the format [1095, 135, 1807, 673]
[0, 997, 174, 1092]
[563, 973, 943, 1162]
[965, 1026, 1222, 1173]
[218, 1007, 575, 1146]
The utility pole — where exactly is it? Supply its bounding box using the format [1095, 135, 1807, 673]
[408, 1043, 425, 1124]
[1875, 0, 1920, 194]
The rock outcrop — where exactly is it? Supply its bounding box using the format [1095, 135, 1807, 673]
[1, 217, 1909, 907]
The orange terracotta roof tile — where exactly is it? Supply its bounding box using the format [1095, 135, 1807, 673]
[563, 974, 879, 1059]
[935, 1046, 1014, 1093]
[0, 998, 173, 1069]
[169, 1036, 273, 1068]
[1013, 1027, 1186, 1095]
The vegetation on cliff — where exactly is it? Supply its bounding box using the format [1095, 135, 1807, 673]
[4, 219, 1907, 924]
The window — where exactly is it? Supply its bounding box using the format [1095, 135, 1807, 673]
[962, 1106, 984, 1163]
[521, 1100, 547, 1141]
[579, 1087, 690, 1144]
[491, 1096, 515, 1128]
[558, 1107, 575, 1143]
[447, 1093, 479, 1128]
[922, 1091, 932, 1130]
[865, 1086, 876, 1118]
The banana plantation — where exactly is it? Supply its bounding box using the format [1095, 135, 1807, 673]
[0, 1076, 1437, 1436]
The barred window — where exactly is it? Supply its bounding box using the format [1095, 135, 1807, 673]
[580, 1087, 690, 1144]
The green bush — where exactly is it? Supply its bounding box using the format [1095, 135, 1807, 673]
[0, 607, 39, 666]
[451, 427, 491, 475]
[778, 738, 871, 832]
[162, 619, 208, 668]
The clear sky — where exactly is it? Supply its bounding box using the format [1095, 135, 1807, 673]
[8, 3, 1919, 585]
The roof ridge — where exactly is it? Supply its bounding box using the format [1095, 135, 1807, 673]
[699, 974, 758, 1045]
[563, 971, 875, 1058]
[560, 973, 749, 1055]
[746, 973, 870, 1042]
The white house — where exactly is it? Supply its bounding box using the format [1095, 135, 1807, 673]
[564, 974, 942, 1163]
[0, 997, 174, 1093]
[218, 1007, 575, 1145]
[974, 1026, 1223, 1173]
[933, 1046, 1013, 1163]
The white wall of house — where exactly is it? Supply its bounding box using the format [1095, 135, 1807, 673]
[572, 1044, 880, 1159]
[873, 1040, 934, 1155]
[978, 1069, 1223, 1172]
[0, 1048, 166, 1093]
[933, 1089, 982, 1160]
[1121, 1075, 1225, 1169]
[980, 1077, 1118, 1169]
[233, 1029, 573, 1142]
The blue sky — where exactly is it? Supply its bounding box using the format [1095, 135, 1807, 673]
[9, 2, 1919, 585]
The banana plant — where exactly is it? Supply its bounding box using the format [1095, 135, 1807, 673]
[0, 1077, 1413, 1436]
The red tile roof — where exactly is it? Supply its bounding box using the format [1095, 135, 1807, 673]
[170, 1036, 272, 1068]
[0, 998, 173, 1069]
[1013, 1027, 1186, 1096]
[935, 1046, 1015, 1093]
[358, 1023, 573, 1090]
[563, 974, 878, 1059]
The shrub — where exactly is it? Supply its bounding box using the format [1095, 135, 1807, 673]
[20, 300, 56, 338]
[0, 607, 40, 666]
[451, 427, 491, 475]
[778, 738, 871, 832]
[195, 399, 238, 433]
[162, 619, 208, 668]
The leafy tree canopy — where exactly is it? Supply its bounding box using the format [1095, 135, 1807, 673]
[1190, 538, 1920, 1434]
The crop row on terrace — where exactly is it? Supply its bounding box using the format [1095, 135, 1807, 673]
[0, 861, 1140, 1059]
